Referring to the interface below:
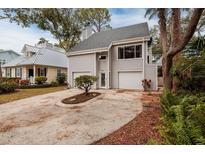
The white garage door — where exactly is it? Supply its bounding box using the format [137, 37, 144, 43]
[72, 72, 90, 87]
[118, 72, 143, 89]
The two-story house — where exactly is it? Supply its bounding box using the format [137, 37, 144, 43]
[67, 22, 158, 90]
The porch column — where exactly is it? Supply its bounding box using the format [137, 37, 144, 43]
[33, 65, 36, 84]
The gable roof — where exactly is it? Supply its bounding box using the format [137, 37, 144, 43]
[2, 48, 68, 68]
[0, 50, 20, 56]
[69, 22, 150, 52]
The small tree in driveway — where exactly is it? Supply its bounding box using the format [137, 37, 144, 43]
[75, 75, 98, 95]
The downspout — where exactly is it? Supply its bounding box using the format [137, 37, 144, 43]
[107, 42, 113, 89]
[142, 37, 145, 80]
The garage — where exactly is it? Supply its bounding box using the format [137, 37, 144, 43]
[118, 71, 143, 89]
[72, 72, 91, 87]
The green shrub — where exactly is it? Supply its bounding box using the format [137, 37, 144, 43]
[0, 81, 18, 94]
[0, 77, 20, 84]
[19, 83, 53, 89]
[75, 75, 98, 94]
[51, 81, 58, 87]
[147, 138, 161, 145]
[160, 91, 205, 144]
[35, 76, 47, 84]
[56, 73, 66, 85]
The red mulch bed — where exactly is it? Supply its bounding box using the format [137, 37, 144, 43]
[62, 92, 101, 104]
[92, 91, 163, 145]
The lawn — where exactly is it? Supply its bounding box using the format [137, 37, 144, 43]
[0, 86, 67, 104]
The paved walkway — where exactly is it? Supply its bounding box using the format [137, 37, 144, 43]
[0, 89, 142, 144]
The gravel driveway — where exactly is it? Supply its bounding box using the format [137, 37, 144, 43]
[0, 89, 142, 144]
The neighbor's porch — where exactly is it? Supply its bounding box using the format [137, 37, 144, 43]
[22, 65, 49, 84]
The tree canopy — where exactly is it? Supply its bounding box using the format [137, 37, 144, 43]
[145, 8, 204, 91]
[0, 8, 32, 27]
[37, 37, 49, 45]
[75, 8, 112, 32]
[0, 8, 112, 51]
[31, 9, 81, 51]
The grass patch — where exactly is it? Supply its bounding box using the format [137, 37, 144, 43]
[0, 86, 67, 104]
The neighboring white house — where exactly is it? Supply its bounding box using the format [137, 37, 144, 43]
[0, 50, 20, 76]
[67, 22, 158, 90]
[2, 43, 68, 84]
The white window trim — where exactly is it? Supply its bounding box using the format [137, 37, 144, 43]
[117, 43, 143, 60]
[6, 68, 11, 77]
[39, 68, 46, 77]
[57, 68, 61, 75]
[16, 67, 22, 77]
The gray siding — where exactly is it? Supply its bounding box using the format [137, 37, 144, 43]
[68, 40, 158, 90]
[68, 53, 96, 87]
[145, 64, 157, 90]
[111, 42, 144, 88]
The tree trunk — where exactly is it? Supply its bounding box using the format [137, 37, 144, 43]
[171, 9, 181, 92]
[163, 54, 173, 90]
[157, 9, 171, 91]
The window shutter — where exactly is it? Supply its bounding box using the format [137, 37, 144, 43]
[20, 68, 22, 78]
[15, 68, 17, 77]
[37, 68, 40, 76]
[44, 68, 47, 77]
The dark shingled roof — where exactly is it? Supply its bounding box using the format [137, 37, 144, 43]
[69, 22, 150, 52]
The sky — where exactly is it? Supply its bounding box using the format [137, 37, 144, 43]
[0, 8, 158, 54]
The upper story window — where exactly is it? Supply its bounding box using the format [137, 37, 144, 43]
[0, 59, 6, 65]
[136, 45, 142, 58]
[99, 55, 107, 61]
[118, 45, 142, 59]
[125, 46, 135, 59]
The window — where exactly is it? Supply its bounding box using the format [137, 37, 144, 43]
[125, 46, 135, 59]
[6, 68, 11, 77]
[99, 55, 107, 60]
[57, 68, 61, 75]
[16, 68, 22, 77]
[37, 68, 47, 77]
[136, 45, 142, 58]
[118, 45, 142, 59]
[0, 59, 6, 65]
[118, 47, 124, 59]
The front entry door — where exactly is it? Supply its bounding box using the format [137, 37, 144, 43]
[100, 72, 106, 88]
[28, 69, 33, 77]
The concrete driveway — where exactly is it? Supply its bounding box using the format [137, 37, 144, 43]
[0, 89, 142, 144]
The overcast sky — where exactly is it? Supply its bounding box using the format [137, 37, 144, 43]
[0, 8, 157, 54]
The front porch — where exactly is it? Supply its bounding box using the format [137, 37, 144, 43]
[23, 65, 47, 84]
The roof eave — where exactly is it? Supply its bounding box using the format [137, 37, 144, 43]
[67, 36, 150, 57]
